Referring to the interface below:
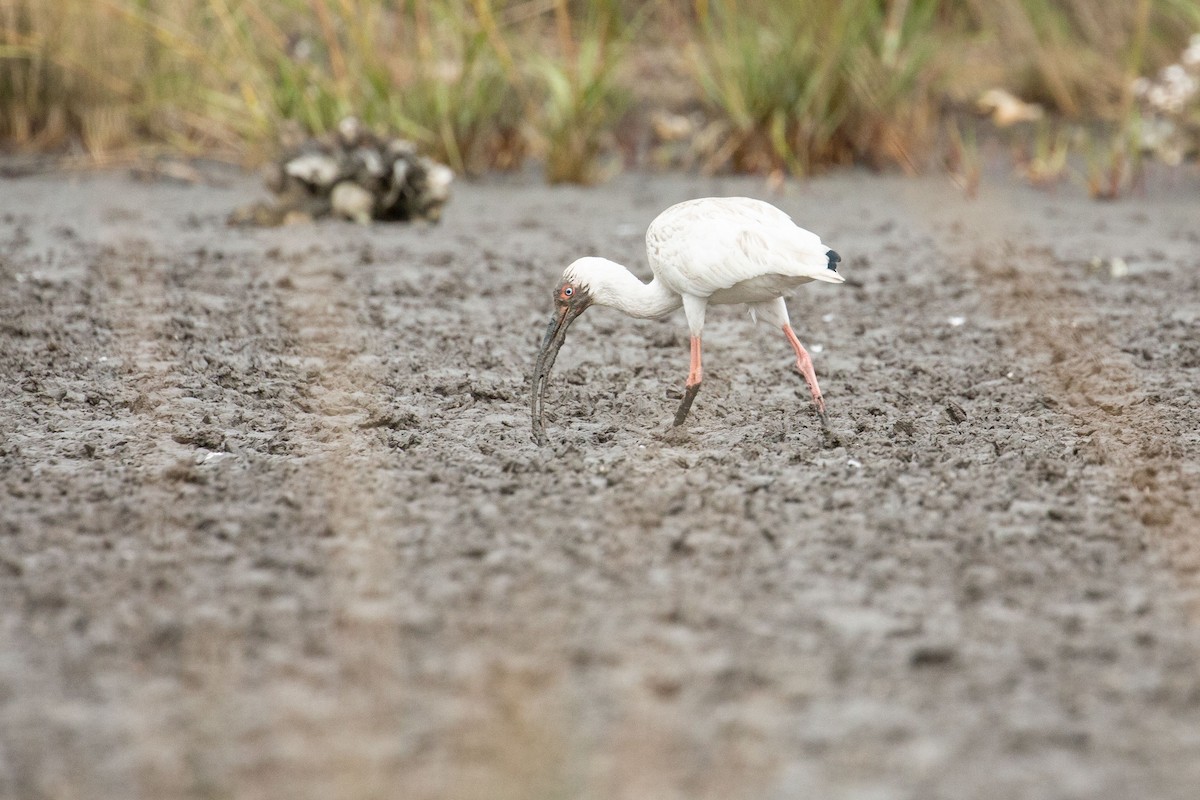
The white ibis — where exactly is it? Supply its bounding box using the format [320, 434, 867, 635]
[531, 196, 844, 445]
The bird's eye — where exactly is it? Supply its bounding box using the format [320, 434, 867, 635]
[563, 287, 574, 297]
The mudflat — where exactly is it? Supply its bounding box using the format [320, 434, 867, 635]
[2, 166, 1200, 799]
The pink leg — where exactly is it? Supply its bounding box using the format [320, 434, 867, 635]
[782, 324, 828, 424]
[673, 335, 703, 426]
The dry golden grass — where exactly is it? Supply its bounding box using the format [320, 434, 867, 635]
[1, 0, 1197, 183]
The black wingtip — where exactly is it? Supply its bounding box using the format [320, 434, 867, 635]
[826, 249, 841, 272]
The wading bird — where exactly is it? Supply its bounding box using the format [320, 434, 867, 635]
[531, 197, 844, 445]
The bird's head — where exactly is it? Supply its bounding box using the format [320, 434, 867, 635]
[531, 258, 605, 445]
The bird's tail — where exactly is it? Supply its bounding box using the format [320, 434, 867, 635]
[809, 249, 845, 284]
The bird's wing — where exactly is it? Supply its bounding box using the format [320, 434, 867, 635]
[672, 222, 840, 296]
[737, 225, 831, 276]
[648, 197, 842, 297]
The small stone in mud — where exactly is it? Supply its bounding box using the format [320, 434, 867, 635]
[945, 401, 968, 424]
[910, 644, 958, 668]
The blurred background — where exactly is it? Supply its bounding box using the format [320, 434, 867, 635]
[2, 0, 1198, 190]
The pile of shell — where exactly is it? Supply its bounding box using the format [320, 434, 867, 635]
[975, 88, 1043, 127]
[1133, 34, 1200, 165]
[229, 116, 453, 226]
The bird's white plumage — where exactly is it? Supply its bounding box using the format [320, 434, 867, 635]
[563, 197, 842, 322]
[646, 197, 842, 304]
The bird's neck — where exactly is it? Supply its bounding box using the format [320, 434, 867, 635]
[593, 265, 681, 319]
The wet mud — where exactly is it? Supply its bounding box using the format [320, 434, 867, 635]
[2, 166, 1200, 799]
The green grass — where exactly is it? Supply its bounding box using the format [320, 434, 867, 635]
[949, 0, 1196, 119]
[689, 0, 938, 175]
[535, 0, 632, 183]
[2, 0, 1198, 186]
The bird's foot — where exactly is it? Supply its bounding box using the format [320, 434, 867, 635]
[673, 382, 701, 427]
[660, 425, 692, 445]
[811, 393, 829, 429]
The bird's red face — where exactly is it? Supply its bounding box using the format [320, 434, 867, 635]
[557, 281, 582, 304]
[531, 278, 592, 445]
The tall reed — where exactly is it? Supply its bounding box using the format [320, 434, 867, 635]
[688, 0, 938, 175]
[534, 0, 632, 183]
[2, 0, 1198, 184]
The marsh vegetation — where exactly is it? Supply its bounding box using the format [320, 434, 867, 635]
[1, 1, 1198, 186]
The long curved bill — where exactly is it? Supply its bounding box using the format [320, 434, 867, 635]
[531, 304, 586, 445]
